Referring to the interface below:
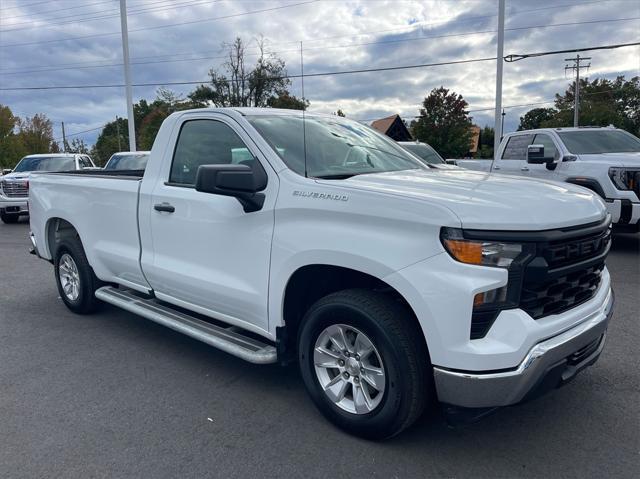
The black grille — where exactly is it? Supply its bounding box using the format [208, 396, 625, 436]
[520, 262, 604, 318]
[544, 228, 611, 268]
[630, 170, 640, 199]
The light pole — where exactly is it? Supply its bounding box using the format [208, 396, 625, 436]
[493, 0, 505, 159]
[119, 0, 136, 151]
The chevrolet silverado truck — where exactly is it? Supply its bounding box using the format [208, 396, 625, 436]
[455, 127, 640, 232]
[0, 153, 96, 224]
[29, 108, 614, 439]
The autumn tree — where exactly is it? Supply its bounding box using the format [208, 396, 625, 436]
[411, 87, 473, 158]
[17, 113, 57, 154]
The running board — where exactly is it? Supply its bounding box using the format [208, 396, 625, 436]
[95, 286, 276, 364]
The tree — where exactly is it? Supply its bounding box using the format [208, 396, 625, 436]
[536, 76, 640, 135]
[476, 125, 495, 158]
[518, 108, 557, 131]
[65, 138, 89, 154]
[266, 92, 308, 110]
[0, 104, 26, 169]
[334, 109, 346, 117]
[93, 117, 128, 165]
[17, 113, 56, 154]
[411, 87, 473, 158]
[188, 37, 297, 108]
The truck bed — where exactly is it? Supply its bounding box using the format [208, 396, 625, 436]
[29, 172, 149, 291]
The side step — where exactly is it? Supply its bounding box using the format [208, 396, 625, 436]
[95, 286, 277, 364]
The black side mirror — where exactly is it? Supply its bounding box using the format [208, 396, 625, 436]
[195, 163, 268, 213]
[527, 144, 555, 166]
[2, 169, 12, 175]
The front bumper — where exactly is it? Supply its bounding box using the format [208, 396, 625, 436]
[433, 287, 614, 408]
[0, 195, 29, 212]
[605, 199, 640, 225]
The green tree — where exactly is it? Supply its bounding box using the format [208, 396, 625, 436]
[540, 76, 640, 135]
[518, 107, 557, 131]
[476, 125, 495, 158]
[0, 104, 26, 169]
[411, 87, 473, 158]
[93, 117, 128, 165]
[188, 37, 295, 108]
[65, 138, 89, 154]
[266, 92, 308, 110]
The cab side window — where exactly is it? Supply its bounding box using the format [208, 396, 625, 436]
[501, 134, 534, 160]
[533, 134, 559, 160]
[169, 120, 252, 186]
[78, 156, 93, 168]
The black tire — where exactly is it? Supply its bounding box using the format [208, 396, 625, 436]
[1, 212, 20, 224]
[298, 289, 431, 439]
[53, 236, 103, 314]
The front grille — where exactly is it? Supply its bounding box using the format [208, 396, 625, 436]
[520, 222, 611, 319]
[520, 262, 604, 318]
[1, 180, 28, 198]
[630, 170, 640, 198]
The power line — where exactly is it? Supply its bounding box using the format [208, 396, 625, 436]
[0, 0, 222, 32]
[505, 41, 640, 62]
[0, 56, 498, 91]
[2, 17, 639, 76]
[0, 1, 50, 11]
[0, 0, 319, 48]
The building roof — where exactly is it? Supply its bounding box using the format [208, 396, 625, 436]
[371, 115, 400, 135]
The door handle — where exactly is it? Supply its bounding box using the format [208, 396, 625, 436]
[154, 202, 175, 213]
[521, 166, 530, 171]
[493, 165, 500, 170]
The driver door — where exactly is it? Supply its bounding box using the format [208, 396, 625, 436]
[140, 115, 277, 334]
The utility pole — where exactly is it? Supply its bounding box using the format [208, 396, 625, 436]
[493, 0, 505, 158]
[119, 0, 136, 151]
[565, 54, 591, 127]
[501, 109, 505, 136]
[116, 116, 122, 151]
[61, 122, 67, 152]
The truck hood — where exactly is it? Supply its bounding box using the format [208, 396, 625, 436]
[577, 152, 640, 167]
[1, 172, 29, 181]
[337, 169, 607, 230]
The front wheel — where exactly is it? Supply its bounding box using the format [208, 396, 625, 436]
[298, 289, 431, 439]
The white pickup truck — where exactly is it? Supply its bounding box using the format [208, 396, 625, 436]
[0, 153, 96, 223]
[455, 127, 640, 232]
[29, 108, 614, 438]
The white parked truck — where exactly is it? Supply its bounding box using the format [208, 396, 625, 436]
[0, 153, 96, 224]
[455, 127, 640, 232]
[29, 109, 614, 438]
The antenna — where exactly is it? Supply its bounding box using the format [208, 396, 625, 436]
[300, 41, 308, 178]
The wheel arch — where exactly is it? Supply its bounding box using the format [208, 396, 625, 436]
[278, 263, 429, 364]
[45, 216, 83, 259]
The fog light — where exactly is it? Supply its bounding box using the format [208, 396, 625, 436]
[473, 286, 508, 308]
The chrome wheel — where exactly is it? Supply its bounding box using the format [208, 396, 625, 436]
[58, 253, 80, 301]
[313, 324, 386, 414]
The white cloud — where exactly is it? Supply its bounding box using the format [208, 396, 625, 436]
[0, 0, 638, 142]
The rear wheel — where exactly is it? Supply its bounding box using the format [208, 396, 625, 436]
[54, 237, 103, 314]
[298, 289, 431, 439]
[0, 212, 20, 224]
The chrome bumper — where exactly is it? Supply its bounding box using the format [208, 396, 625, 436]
[0, 195, 28, 211]
[434, 288, 614, 408]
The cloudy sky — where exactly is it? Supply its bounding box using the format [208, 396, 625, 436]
[0, 0, 638, 146]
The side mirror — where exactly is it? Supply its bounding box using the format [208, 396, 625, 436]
[2, 169, 12, 175]
[195, 163, 267, 213]
[527, 144, 556, 166]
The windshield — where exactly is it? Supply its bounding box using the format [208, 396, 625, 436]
[400, 143, 445, 164]
[13, 156, 75, 172]
[558, 130, 640, 155]
[247, 115, 425, 178]
[105, 153, 149, 170]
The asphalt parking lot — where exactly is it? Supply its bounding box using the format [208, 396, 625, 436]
[0, 219, 638, 478]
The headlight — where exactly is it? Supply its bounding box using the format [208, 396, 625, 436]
[440, 227, 523, 268]
[609, 167, 630, 190]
